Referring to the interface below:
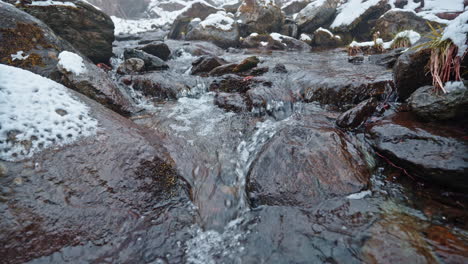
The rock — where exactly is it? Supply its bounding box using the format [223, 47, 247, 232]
[336, 98, 378, 129]
[185, 11, 241, 48]
[117, 58, 145, 74]
[270, 33, 312, 51]
[14, 0, 115, 64]
[214, 92, 250, 112]
[236, 0, 285, 36]
[209, 63, 239, 76]
[247, 113, 371, 208]
[366, 112, 468, 190]
[348, 56, 365, 64]
[273, 63, 288, 73]
[0, 3, 133, 115]
[240, 34, 284, 49]
[373, 10, 444, 41]
[394, 41, 432, 101]
[138, 42, 171, 61]
[312, 28, 343, 48]
[408, 85, 468, 121]
[129, 73, 193, 100]
[282, 0, 311, 15]
[331, 0, 391, 42]
[123, 49, 169, 71]
[191, 55, 227, 75]
[209, 75, 252, 93]
[295, 0, 340, 34]
[369, 48, 406, 68]
[233, 56, 260, 73]
[0, 71, 192, 263]
[221, 0, 242, 14]
[168, 2, 220, 40]
[393, 0, 408, 8]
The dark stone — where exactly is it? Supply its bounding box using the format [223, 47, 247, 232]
[247, 113, 371, 208]
[214, 92, 250, 112]
[273, 63, 288, 73]
[130, 73, 194, 100]
[336, 98, 378, 129]
[138, 42, 171, 61]
[312, 28, 343, 48]
[209, 63, 239, 76]
[117, 58, 145, 74]
[15, 0, 115, 63]
[348, 56, 365, 64]
[233, 56, 260, 73]
[123, 49, 169, 71]
[191, 55, 227, 75]
[408, 85, 468, 121]
[210, 75, 252, 93]
[394, 43, 432, 101]
[366, 112, 468, 190]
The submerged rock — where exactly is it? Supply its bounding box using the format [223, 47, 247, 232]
[248, 114, 371, 208]
[13, 0, 115, 63]
[408, 85, 468, 121]
[117, 58, 145, 74]
[366, 112, 468, 190]
[214, 92, 250, 112]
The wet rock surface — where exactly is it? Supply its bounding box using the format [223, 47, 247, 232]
[366, 112, 468, 190]
[2, 25, 468, 264]
[336, 97, 378, 129]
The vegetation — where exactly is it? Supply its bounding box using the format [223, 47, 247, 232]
[390, 35, 411, 49]
[416, 22, 466, 93]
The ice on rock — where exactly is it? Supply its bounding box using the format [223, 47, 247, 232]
[0, 64, 98, 161]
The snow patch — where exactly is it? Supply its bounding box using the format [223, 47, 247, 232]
[28, 0, 77, 7]
[0, 64, 97, 161]
[10, 51, 29, 61]
[331, 0, 382, 29]
[58, 51, 87, 76]
[347, 190, 372, 200]
[200, 11, 235, 31]
[445, 81, 467, 93]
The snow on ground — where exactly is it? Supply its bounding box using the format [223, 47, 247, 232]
[57, 51, 87, 76]
[348, 30, 421, 49]
[0, 64, 97, 161]
[441, 10, 468, 57]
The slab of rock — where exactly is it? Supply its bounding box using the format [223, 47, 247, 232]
[117, 58, 145, 74]
[295, 0, 340, 34]
[366, 112, 468, 190]
[408, 85, 468, 121]
[168, 2, 220, 40]
[191, 55, 227, 75]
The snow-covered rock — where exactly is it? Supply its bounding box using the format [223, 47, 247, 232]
[0, 64, 97, 161]
[295, 0, 340, 34]
[236, 0, 285, 36]
[186, 11, 241, 48]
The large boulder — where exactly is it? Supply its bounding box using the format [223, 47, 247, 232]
[241, 33, 311, 51]
[366, 112, 468, 190]
[12, 0, 115, 64]
[186, 11, 241, 48]
[138, 42, 171, 61]
[312, 27, 343, 48]
[393, 40, 432, 101]
[168, 2, 220, 40]
[236, 0, 285, 36]
[0, 3, 133, 115]
[295, 0, 340, 34]
[330, 0, 391, 42]
[123, 49, 169, 71]
[0, 65, 193, 263]
[247, 113, 371, 208]
[282, 0, 311, 15]
[191, 55, 227, 75]
[408, 84, 468, 121]
[373, 10, 445, 41]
